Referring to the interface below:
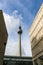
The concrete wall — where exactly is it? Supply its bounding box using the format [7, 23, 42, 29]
[29, 3, 43, 65]
[0, 10, 8, 65]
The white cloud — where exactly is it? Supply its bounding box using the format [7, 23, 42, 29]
[5, 38, 19, 56]
[22, 34, 32, 57]
[3, 11, 32, 56]
[3, 6, 32, 57]
[3, 10, 23, 34]
[3, 11, 24, 56]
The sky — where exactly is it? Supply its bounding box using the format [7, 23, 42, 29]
[0, 0, 43, 57]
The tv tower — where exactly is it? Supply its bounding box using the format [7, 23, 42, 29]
[17, 24, 22, 57]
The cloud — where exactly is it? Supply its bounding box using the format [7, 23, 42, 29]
[22, 33, 32, 57]
[3, 10, 24, 56]
[0, 0, 34, 26]
[5, 38, 20, 56]
[3, 10, 23, 34]
[3, 10, 32, 56]
[2, 0, 33, 56]
[3, 11, 32, 56]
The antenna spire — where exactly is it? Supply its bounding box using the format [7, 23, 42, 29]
[19, 21, 21, 27]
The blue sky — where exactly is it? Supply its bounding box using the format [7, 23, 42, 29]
[0, 0, 43, 56]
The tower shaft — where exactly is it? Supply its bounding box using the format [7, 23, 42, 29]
[18, 26, 22, 57]
[19, 34, 21, 56]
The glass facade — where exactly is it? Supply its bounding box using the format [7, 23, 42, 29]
[3, 61, 33, 65]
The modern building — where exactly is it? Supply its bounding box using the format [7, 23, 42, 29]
[3, 56, 33, 65]
[0, 10, 8, 65]
[29, 3, 43, 65]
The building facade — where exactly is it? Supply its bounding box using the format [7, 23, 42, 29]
[3, 56, 33, 65]
[0, 10, 8, 65]
[29, 4, 43, 65]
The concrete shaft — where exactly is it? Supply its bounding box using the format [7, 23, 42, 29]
[18, 26, 22, 57]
